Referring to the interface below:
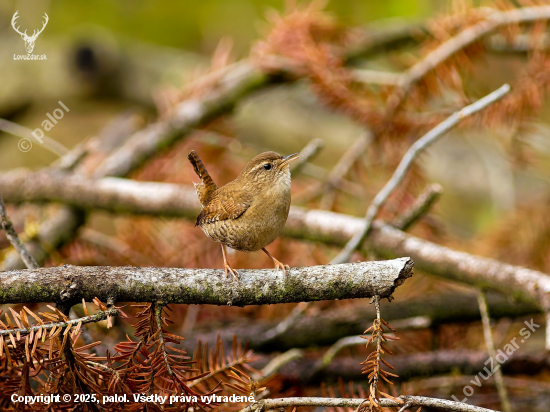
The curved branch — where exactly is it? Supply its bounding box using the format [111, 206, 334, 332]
[287, 207, 550, 310]
[0, 258, 413, 305]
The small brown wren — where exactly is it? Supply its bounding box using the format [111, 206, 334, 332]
[188, 150, 300, 279]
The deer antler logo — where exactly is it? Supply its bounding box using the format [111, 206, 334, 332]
[11, 11, 49, 54]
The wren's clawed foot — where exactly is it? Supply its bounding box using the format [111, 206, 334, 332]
[273, 259, 290, 275]
[224, 262, 240, 280]
[262, 247, 290, 275]
[221, 245, 239, 280]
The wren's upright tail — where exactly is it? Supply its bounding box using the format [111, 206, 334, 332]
[188, 150, 218, 207]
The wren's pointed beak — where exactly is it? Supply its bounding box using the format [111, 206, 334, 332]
[280, 152, 300, 167]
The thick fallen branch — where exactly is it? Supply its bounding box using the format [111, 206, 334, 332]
[2, 172, 549, 309]
[240, 396, 499, 412]
[183, 290, 538, 352]
[0, 169, 200, 219]
[0, 258, 413, 305]
[286, 207, 550, 311]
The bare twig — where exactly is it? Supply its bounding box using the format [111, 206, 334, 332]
[320, 132, 371, 210]
[0, 205, 84, 271]
[261, 302, 309, 342]
[477, 289, 512, 412]
[332, 83, 511, 265]
[265, 349, 550, 384]
[0, 118, 69, 157]
[260, 348, 303, 378]
[154, 302, 172, 376]
[397, 401, 413, 412]
[370, 295, 382, 400]
[290, 138, 324, 174]
[0, 194, 38, 269]
[239, 396, 500, 412]
[392, 183, 443, 231]
[69, 309, 98, 355]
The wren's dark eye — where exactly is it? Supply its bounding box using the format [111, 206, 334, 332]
[263, 163, 272, 170]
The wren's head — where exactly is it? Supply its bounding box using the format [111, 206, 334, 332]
[236, 151, 300, 190]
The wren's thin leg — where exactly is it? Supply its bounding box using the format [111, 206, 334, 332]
[262, 247, 289, 275]
[221, 244, 239, 280]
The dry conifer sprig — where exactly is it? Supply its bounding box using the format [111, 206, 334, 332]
[0, 298, 128, 410]
[358, 296, 401, 412]
[0, 298, 271, 411]
[252, 0, 550, 141]
[189, 336, 277, 411]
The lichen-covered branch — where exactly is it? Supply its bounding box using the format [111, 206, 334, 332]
[0, 258, 413, 305]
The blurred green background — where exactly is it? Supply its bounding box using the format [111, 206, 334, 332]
[2, 0, 435, 55]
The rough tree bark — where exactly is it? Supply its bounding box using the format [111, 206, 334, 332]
[0, 258, 413, 305]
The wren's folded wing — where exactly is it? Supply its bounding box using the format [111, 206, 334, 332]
[195, 191, 251, 227]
